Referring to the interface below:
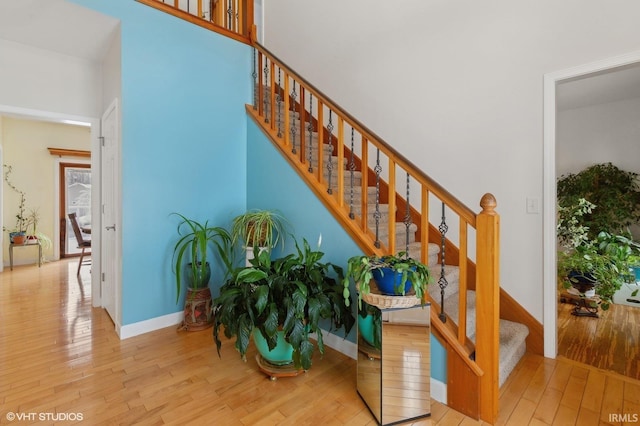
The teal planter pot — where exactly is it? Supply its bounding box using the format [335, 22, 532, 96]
[358, 314, 375, 347]
[252, 329, 294, 366]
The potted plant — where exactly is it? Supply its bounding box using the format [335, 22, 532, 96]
[342, 251, 432, 308]
[212, 238, 355, 371]
[557, 198, 639, 310]
[172, 213, 235, 331]
[3, 164, 29, 244]
[557, 162, 640, 239]
[230, 209, 290, 251]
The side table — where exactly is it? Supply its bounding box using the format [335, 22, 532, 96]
[9, 242, 42, 270]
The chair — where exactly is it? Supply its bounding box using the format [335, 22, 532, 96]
[68, 213, 91, 275]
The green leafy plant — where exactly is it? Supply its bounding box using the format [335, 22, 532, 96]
[557, 163, 640, 239]
[213, 238, 355, 370]
[3, 164, 30, 233]
[342, 252, 432, 308]
[230, 209, 290, 251]
[557, 199, 639, 309]
[171, 213, 235, 303]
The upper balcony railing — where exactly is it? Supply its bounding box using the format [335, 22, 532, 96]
[137, 0, 254, 44]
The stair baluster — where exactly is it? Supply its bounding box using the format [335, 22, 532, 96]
[290, 81, 297, 154]
[404, 172, 411, 254]
[374, 148, 382, 249]
[438, 202, 449, 323]
[348, 128, 356, 219]
[276, 69, 282, 138]
[326, 111, 334, 195]
[307, 94, 314, 172]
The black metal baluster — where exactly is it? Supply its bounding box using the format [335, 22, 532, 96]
[348, 128, 356, 219]
[374, 149, 382, 248]
[290, 81, 297, 154]
[326, 111, 334, 195]
[263, 58, 269, 123]
[226, 1, 233, 30]
[307, 94, 314, 172]
[252, 48, 257, 110]
[404, 172, 411, 254]
[276, 69, 282, 138]
[438, 202, 449, 323]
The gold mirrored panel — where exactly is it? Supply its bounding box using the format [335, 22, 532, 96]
[357, 304, 430, 425]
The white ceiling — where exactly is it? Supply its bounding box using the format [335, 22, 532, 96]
[557, 61, 640, 111]
[0, 0, 119, 62]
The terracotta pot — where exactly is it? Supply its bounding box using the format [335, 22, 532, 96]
[11, 234, 26, 245]
[181, 287, 213, 331]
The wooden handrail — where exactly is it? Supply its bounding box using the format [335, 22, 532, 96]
[136, 0, 253, 45]
[249, 42, 501, 423]
[255, 43, 477, 226]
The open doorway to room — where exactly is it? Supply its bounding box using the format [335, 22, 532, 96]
[544, 52, 640, 379]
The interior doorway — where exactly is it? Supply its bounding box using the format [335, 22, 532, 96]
[543, 50, 640, 360]
[59, 162, 91, 257]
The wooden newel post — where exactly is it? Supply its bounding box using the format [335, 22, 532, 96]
[475, 193, 500, 424]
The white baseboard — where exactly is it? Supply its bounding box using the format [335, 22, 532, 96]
[119, 311, 183, 339]
[318, 329, 358, 359]
[430, 378, 447, 404]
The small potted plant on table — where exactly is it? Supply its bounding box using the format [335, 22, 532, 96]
[342, 251, 432, 309]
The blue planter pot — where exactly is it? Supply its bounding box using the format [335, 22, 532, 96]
[632, 266, 640, 282]
[372, 267, 412, 295]
[252, 329, 294, 366]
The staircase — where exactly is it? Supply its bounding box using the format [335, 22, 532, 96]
[135, 2, 542, 423]
[266, 92, 530, 388]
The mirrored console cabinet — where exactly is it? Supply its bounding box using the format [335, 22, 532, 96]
[357, 302, 431, 425]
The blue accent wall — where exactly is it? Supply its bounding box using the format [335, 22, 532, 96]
[246, 117, 447, 382]
[70, 0, 251, 324]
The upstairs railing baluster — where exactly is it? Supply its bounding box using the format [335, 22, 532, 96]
[276, 69, 282, 137]
[226, 1, 233, 30]
[252, 47, 257, 110]
[263, 57, 269, 123]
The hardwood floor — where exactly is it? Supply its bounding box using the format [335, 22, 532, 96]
[1, 258, 639, 425]
[558, 296, 640, 380]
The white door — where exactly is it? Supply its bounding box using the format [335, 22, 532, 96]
[101, 99, 119, 325]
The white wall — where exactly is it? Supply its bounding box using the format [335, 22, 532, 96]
[0, 39, 102, 118]
[557, 97, 640, 177]
[264, 0, 640, 322]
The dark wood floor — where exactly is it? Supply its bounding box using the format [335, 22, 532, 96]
[558, 295, 640, 380]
